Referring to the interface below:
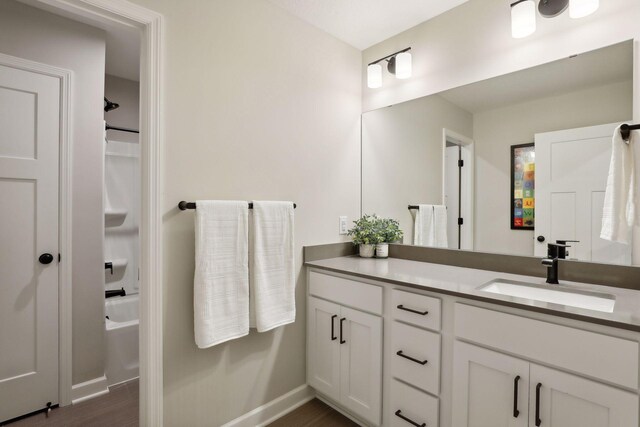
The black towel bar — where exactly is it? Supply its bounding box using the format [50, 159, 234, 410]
[178, 201, 296, 210]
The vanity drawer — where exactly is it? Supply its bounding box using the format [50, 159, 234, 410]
[391, 321, 440, 395]
[308, 271, 382, 315]
[389, 379, 439, 427]
[391, 289, 441, 331]
[455, 304, 639, 389]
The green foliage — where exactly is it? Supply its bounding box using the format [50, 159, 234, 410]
[348, 214, 404, 245]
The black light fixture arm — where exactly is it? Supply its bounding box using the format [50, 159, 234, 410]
[368, 47, 411, 66]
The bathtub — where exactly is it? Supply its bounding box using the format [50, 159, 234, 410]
[105, 294, 139, 386]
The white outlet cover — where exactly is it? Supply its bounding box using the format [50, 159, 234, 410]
[339, 216, 348, 235]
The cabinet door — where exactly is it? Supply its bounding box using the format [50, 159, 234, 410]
[453, 342, 529, 427]
[339, 306, 382, 426]
[530, 364, 638, 427]
[307, 297, 341, 402]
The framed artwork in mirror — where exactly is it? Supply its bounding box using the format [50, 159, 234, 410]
[511, 143, 535, 230]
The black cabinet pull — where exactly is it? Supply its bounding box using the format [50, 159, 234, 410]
[513, 375, 520, 418]
[396, 350, 428, 365]
[330, 315, 337, 341]
[395, 410, 426, 427]
[535, 382, 542, 426]
[340, 317, 346, 344]
[397, 304, 428, 316]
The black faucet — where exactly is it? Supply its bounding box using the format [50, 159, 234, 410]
[541, 243, 567, 284]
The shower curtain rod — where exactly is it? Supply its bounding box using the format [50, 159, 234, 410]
[178, 201, 297, 210]
[106, 124, 139, 134]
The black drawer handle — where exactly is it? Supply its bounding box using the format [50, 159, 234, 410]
[397, 304, 429, 316]
[535, 382, 542, 426]
[340, 317, 346, 344]
[513, 375, 520, 418]
[331, 315, 337, 341]
[395, 410, 426, 427]
[396, 350, 428, 365]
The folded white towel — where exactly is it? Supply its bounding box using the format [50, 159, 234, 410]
[601, 126, 636, 244]
[194, 201, 249, 348]
[250, 201, 295, 332]
[413, 204, 448, 248]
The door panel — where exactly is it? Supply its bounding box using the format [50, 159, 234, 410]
[307, 297, 341, 402]
[453, 342, 529, 427]
[530, 364, 638, 427]
[0, 63, 60, 422]
[339, 306, 382, 426]
[535, 123, 631, 264]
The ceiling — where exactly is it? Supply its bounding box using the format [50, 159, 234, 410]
[18, 0, 140, 81]
[439, 40, 634, 114]
[266, 0, 470, 50]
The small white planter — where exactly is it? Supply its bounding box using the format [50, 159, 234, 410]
[359, 244, 375, 258]
[375, 243, 389, 258]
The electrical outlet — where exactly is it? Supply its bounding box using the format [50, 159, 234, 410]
[339, 216, 348, 235]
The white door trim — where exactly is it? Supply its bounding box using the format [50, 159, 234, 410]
[442, 128, 475, 250]
[0, 52, 73, 409]
[25, 1, 164, 425]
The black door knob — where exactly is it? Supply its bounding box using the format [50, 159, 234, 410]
[537, 236, 546, 243]
[39, 253, 54, 265]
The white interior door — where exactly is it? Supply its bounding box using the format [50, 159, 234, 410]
[445, 144, 461, 249]
[0, 63, 60, 422]
[535, 123, 632, 265]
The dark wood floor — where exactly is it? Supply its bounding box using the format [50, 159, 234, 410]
[5, 379, 138, 427]
[7, 385, 352, 427]
[268, 399, 358, 427]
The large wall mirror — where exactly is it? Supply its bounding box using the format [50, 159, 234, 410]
[362, 40, 635, 265]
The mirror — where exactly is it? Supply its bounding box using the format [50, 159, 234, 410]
[362, 40, 635, 265]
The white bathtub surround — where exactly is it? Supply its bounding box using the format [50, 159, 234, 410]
[251, 201, 296, 332]
[601, 125, 636, 244]
[104, 140, 140, 295]
[194, 201, 249, 348]
[105, 294, 139, 386]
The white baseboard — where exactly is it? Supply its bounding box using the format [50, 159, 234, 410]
[71, 375, 110, 404]
[222, 384, 315, 427]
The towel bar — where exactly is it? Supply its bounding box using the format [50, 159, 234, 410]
[620, 123, 640, 141]
[178, 201, 297, 210]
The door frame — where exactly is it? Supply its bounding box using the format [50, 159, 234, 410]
[442, 128, 475, 250]
[0, 51, 73, 412]
[16, 1, 164, 425]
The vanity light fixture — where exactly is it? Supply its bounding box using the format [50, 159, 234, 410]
[367, 47, 412, 89]
[511, 0, 599, 39]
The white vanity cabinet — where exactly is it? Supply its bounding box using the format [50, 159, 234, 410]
[307, 272, 383, 426]
[453, 304, 639, 427]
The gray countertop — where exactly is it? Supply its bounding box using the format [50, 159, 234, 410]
[305, 256, 640, 332]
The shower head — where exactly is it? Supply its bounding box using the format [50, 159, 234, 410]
[104, 97, 120, 112]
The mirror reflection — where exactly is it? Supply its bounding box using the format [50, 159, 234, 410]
[362, 40, 635, 265]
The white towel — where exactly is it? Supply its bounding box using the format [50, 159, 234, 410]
[250, 201, 295, 332]
[413, 204, 448, 248]
[194, 201, 249, 348]
[601, 126, 636, 244]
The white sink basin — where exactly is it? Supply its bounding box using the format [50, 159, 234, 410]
[478, 279, 616, 313]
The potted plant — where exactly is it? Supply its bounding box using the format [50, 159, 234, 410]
[375, 217, 403, 258]
[348, 214, 383, 258]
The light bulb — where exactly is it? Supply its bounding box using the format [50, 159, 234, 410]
[570, 0, 599, 19]
[395, 52, 412, 79]
[367, 63, 382, 89]
[511, 0, 536, 39]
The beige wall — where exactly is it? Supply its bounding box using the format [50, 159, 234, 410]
[104, 74, 140, 144]
[362, 0, 640, 112]
[0, 0, 106, 385]
[474, 80, 633, 256]
[362, 95, 473, 242]
[125, 0, 362, 425]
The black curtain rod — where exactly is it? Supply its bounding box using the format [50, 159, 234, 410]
[106, 124, 139, 134]
[178, 201, 297, 210]
[621, 123, 640, 141]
